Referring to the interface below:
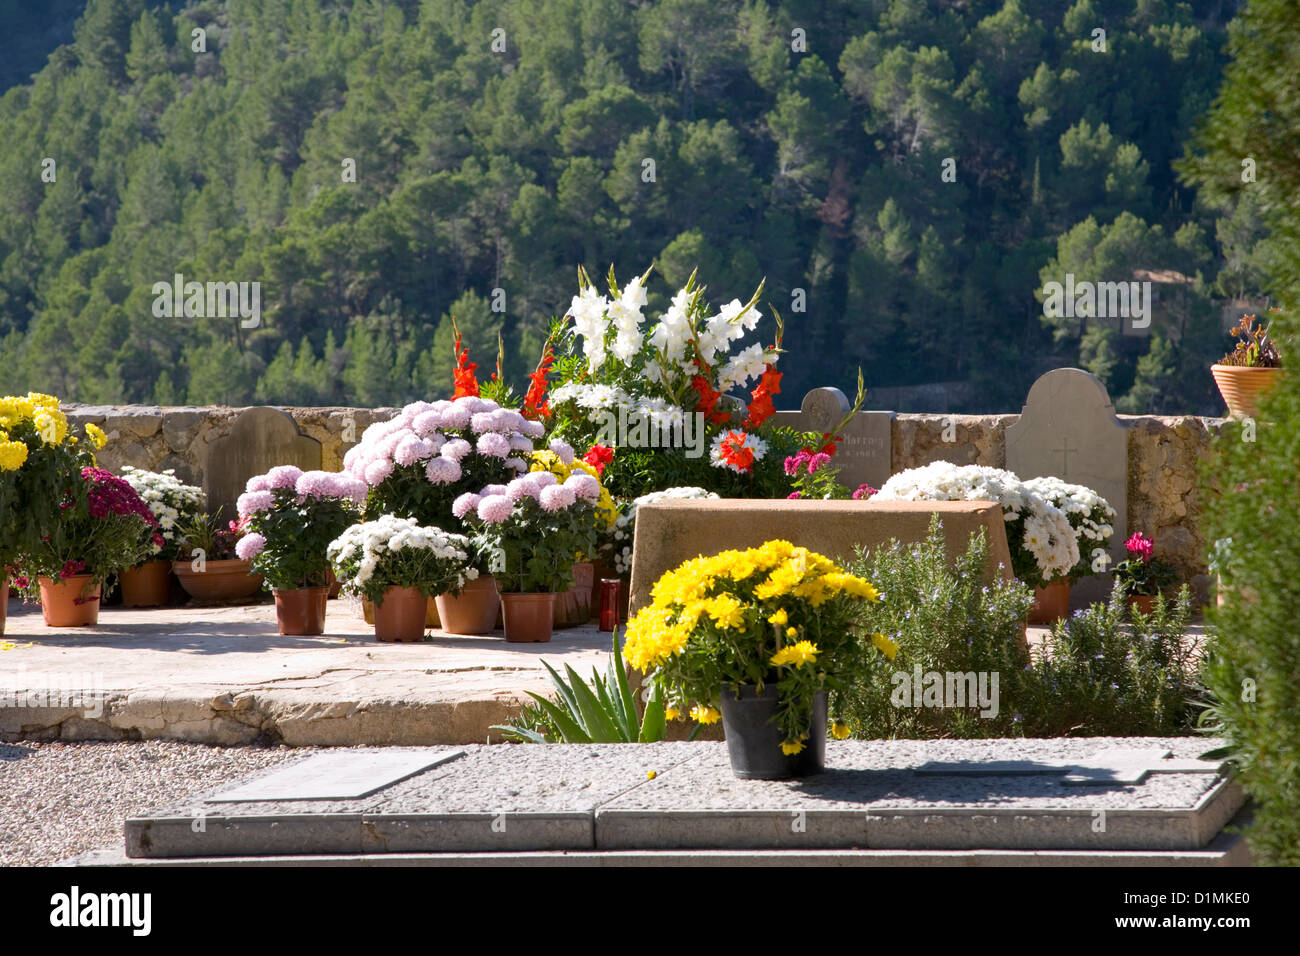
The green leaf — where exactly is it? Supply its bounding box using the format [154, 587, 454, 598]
[564, 664, 622, 742]
[590, 667, 630, 740]
[541, 659, 582, 726]
[489, 724, 548, 744]
[523, 691, 589, 743]
[611, 630, 639, 735]
[638, 682, 667, 743]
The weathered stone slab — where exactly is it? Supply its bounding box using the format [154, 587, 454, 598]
[628, 499, 1013, 615]
[772, 387, 894, 490]
[1006, 368, 1128, 603]
[124, 739, 1239, 858]
[207, 750, 465, 802]
[203, 406, 322, 519]
[916, 747, 1227, 786]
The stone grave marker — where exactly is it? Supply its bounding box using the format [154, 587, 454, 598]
[207, 749, 465, 803]
[916, 747, 1227, 786]
[1005, 368, 1127, 603]
[772, 386, 894, 491]
[203, 406, 322, 520]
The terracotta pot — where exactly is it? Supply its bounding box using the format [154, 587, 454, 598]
[1028, 580, 1070, 624]
[1211, 364, 1282, 418]
[326, 568, 342, 599]
[1, 573, 7, 635]
[362, 595, 442, 627]
[173, 558, 264, 602]
[1127, 593, 1158, 615]
[39, 575, 101, 627]
[120, 560, 172, 607]
[435, 574, 500, 635]
[273, 586, 329, 636]
[372, 585, 429, 642]
[554, 561, 595, 628]
[501, 592, 556, 643]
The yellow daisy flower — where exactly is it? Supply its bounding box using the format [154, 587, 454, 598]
[872, 632, 899, 661]
[770, 640, 819, 668]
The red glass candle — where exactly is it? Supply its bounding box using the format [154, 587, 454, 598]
[599, 578, 621, 632]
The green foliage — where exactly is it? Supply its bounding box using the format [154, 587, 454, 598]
[835, 519, 1205, 739]
[1197, 310, 1300, 865]
[0, 0, 1241, 414]
[241, 487, 360, 592]
[492, 632, 677, 744]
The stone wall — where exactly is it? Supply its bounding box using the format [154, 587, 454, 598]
[65, 403, 1226, 590]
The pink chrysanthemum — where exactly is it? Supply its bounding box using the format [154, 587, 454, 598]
[395, 435, 437, 466]
[237, 490, 275, 516]
[505, 457, 530, 473]
[477, 494, 514, 523]
[440, 404, 472, 430]
[452, 492, 482, 519]
[364, 458, 394, 486]
[235, 533, 266, 560]
[266, 465, 304, 490]
[440, 438, 472, 461]
[532, 471, 558, 489]
[563, 473, 600, 501]
[480, 483, 509, 497]
[548, 439, 575, 465]
[412, 410, 443, 437]
[425, 457, 462, 484]
[245, 474, 272, 493]
[521, 419, 546, 439]
[539, 484, 576, 512]
[476, 432, 511, 458]
[507, 476, 538, 501]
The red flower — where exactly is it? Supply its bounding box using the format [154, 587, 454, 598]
[60, 559, 86, 580]
[691, 374, 731, 425]
[582, 444, 614, 475]
[742, 365, 782, 430]
[452, 327, 479, 399]
[719, 431, 757, 473]
[523, 341, 555, 420]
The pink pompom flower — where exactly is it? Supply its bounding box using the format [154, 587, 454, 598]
[563, 473, 600, 501]
[266, 465, 304, 490]
[235, 533, 266, 560]
[245, 474, 271, 493]
[364, 458, 394, 486]
[237, 490, 275, 516]
[477, 494, 514, 523]
[476, 432, 512, 458]
[548, 439, 576, 465]
[425, 457, 463, 484]
[440, 438, 472, 461]
[452, 492, 482, 519]
[539, 484, 576, 512]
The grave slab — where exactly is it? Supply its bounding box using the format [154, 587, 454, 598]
[772, 387, 894, 491]
[208, 749, 466, 802]
[123, 738, 1239, 859]
[628, 499, 1014, 615]
[204, 406, 323, 522]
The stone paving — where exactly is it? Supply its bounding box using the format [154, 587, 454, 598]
[0, 594, 611, 746]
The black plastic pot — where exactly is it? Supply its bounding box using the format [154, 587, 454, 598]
[719, 685, 827, 780]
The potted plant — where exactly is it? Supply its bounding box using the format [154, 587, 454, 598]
[1112, 532, 1179, 613]
[234, 466, 367, 635]
[117, 466, 205, 607]
[1022, 476, 1116, 621]
[172, 511, 264, 602]
[1212, 312, 1283, 417]
[459, 470, 601, 642]
[875, 462, 1080, 623]
[625, 540, 884, 779]
[343, 394, 542, 627]
[328, 515, 476, 642]
[17, 466, 163, 627]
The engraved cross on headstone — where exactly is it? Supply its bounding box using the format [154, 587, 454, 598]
[1054, 437, 1076, 476]
[916, 748, 1227, 786]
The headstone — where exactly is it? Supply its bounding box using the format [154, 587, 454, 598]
[1005, 368, 1127, 602]
[207, 749, 465, 802]
[916, 747, 1227, 786]
[204, 406, 323, 520]
[772, 387, 894, 491]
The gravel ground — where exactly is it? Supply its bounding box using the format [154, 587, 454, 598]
[0, 739, 309, 866]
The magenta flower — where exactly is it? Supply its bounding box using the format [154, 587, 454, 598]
[783, 450, 810, 476]
[851, 484, 879, 500]
[787, 491, 801, 499]
[235, 533, 266, 560]
[808, 452, 832, 473]
[1125, 532, 1154, 563]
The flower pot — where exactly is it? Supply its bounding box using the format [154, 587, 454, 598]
[173, 558, 264, 602]
[1211, 364, 1282, 418]
[501, 592, 556, 643]
[361, 595, 443, 627]
[1127, 593, 1158, 615]
[119, 560, 172, 608]
[719, 685, 828, 780]
[326, 568, 342, 599]
[273, 586, 329, 636]
[372, 585, 429, 642]
[553, 561, 595, 628]
[1, 573, 7, 635]
[435, 574, 500, 635]
[39, 575, 101, 627]
[1028, 580, 1070, 624]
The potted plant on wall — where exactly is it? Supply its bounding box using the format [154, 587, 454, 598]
[17, 467, 163, 627]
[624, 540, 884, 779]
[459, 470, 601, 642]
[234, 466, 367, 635]
[1212, 312, 1283, 417]
[1112, 532, 1179, 613]
[117, 467, 204, 607]
[328, 515, 476, 642]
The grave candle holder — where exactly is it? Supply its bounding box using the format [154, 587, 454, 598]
[598, 578, 620, 632]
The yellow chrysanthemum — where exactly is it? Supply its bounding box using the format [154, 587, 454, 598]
[664, 706, 680, 721]
[781, 738, 806, 756]
[830, 720, 852, 740]
[85, 422, 107, 449]
[872, 632, 899, 661]
[785, 626, 798, 639]
[690, 704, 721, 725]
[768, 608, 788, 627]
[0, 439, 28, 472]
[706, 594, 746, 629]
[770, 640, 819, 668]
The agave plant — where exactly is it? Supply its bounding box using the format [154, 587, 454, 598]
[492, 632, 688, 743]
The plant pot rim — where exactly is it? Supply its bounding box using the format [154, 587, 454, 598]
[1211, 363, 1283, 372]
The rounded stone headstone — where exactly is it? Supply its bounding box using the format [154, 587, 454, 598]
[204, 407, 323, 520]
[800, 387, 851, 431]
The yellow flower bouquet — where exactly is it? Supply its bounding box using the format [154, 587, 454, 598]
[624, 540, 884, 767]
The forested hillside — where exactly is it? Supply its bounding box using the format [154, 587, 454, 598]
[0, 0, 1264, 413]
